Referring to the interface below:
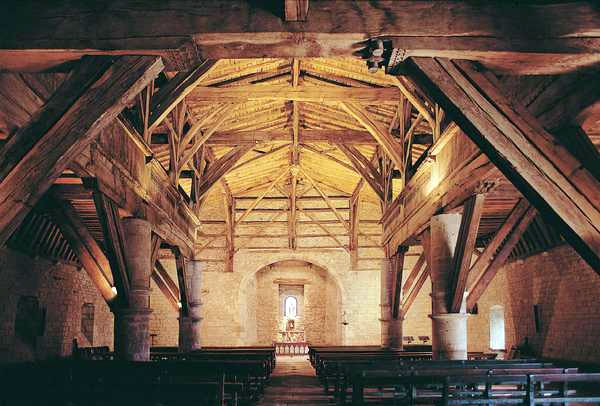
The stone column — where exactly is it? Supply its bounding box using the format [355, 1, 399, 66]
[428, 213, 468, 360]
[114, 218, 152, 361]
[179, 260, 204, 352]
[389, 316, 404, 349]
[380, 258, 393, 348]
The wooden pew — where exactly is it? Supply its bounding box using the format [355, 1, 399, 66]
[349, 371, 600, 405]
[337, 362, 562, 404]
[0, 360, 258, 406]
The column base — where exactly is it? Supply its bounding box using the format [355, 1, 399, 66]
[380, 318, 391, 348]
[430, 313, 468, 360]
[389, 317, 404, 350]
[179, 315, 203, 352]
[114, 308, 152, 361]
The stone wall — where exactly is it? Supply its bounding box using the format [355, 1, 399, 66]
[0, 247, 113, 362]
[252, 261, 339, 345]
[470, 244, 600, 363]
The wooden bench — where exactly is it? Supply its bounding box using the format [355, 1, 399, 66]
[0, 357, 272, 406]
[348, 371, 600, 405]
[337, 362, 562, 403]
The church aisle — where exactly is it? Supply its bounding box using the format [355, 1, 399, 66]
[257, 355, 335, 405]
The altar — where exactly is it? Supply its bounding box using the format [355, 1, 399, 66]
[274, 317, 308, 356]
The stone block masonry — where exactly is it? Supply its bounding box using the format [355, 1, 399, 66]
[0, 247, 113, 361]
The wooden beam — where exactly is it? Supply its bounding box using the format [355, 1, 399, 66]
[349, 185, 361, 252]
[340, 102, 404, 172]
[449, 193, 485, 313]
[178, 104, 234, 176]
[223, 190, 235, 272]
[230, 144, 291, 173]
[152, 129, 433, 146]
[92, 187, 131, 307]
[150, 234, 162, 270]
[392, 246, 408, 319]
[405, 57, 600, 271]
[155, 259, 180, 299]
[300, 167, 350, 232]
[151, 262, 179, 312]
[300, 144, 356, 173]
[173, 248, 189, 315]
[148, 60, 218, 132]
[285, 0, 309, 22]
[467, 204, 537, 311]
[467, 199, 531, 293]
[43, 194, 116, 304]
[197, 145, 254, 199]
[290, 166, 298, 250]
[235, 168, 290, 226]
[336, 143, 384, 200]
[402, 252, 426, 296]
[190, 85, 399, 102]
[0, 56, 163, 246]
[403, 228, 431, 314]
[3, 2, 600, 74]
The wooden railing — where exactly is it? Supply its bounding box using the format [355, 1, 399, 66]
[274, 341, 309, 357]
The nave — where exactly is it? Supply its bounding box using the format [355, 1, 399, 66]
[257, 356, 334, 406]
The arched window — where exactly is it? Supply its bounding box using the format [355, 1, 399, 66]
[489, 305, 505, 350]
[284, 296, 297, 318]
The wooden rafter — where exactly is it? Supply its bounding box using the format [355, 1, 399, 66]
[289, 166, 299, 250]
[340, 102, 404, 172]
[300, 167, 350, 232]
[152, 129, 433, 146]
[336, 143, 384, 201]
[235, 168, 290, 226]
[300, 144, 355, 173]
[92, 187, 130, 306]
[43, 194, 116, 304]
[467, 203, 537, 310]
[449, 193, 485, 313]
[0, 56, 163, 247]
[178, 104, 235, 179]
[391, 77, 435, 129]
[231, 144, 291, 173]
[148, 59, 218, 132]
[405, 57, 600, 272]
[196, 145, 254, 199]
[190, 85, 399, 102]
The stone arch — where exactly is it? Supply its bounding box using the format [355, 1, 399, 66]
[237, 251, 348, 345]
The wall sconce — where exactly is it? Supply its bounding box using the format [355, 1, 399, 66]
[341, 311, 349, 326]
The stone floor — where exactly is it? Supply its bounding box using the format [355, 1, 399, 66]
[256, 355, 335, 405]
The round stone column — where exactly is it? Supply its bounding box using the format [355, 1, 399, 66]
[114, 218, 152, 361]
[380, 260, 393, 348]
[389, 316, 404, 350]
[431, 313, 468, 360]
[179, 260, 204, 352]
[428, 213, 468, 360]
